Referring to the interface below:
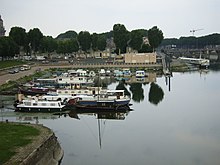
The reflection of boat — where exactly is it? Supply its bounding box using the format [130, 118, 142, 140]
[15, 113, 61, 123]
[179, 57, 210, 68]
[68, 108, 132, 120]
[136, 70, 145, 78]
[122, 68, 132, 77]
[68, 108, 133, 148]
[125, 73, 157, 84]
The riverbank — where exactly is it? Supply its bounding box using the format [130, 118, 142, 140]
[0, 61, 187, 86]
[1, 122, 63, 165]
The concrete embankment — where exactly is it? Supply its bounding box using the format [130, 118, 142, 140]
[5, 123, 64, 165]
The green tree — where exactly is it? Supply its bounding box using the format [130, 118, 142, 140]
[56, 39, 79, 54]
[9, 27, 27, 48]
[77, 31, 91, 52]
[28, 28, 43, 53]
[148, 26, 164, 52]
[91, 33, 98, 51]
[129, 29, 147, 51]
[139, 44, 153, 53]
[113, 24, 129, 54]
[56, 30, 77, 40]
[40, 36, 57, 53]
[69, 38, 79, 53]
[56, 41, 66, 54]
[160, 33, 220, 49]
[91, 33, 107, 51]
[0, 36, 19, 60]
[97, 34, 106, 51]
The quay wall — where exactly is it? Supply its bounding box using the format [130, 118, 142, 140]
[21, 132, 64, 165]
[38, 63, 162, 69]
[4, 123, 64, 165]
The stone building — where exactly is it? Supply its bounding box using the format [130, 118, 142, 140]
[0, 15, 6, 37]
[124, 52, 157, 64]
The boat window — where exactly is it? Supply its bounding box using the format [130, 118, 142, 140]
[42, 103, 46, 106]
[24, 102, 31, 106]
[33, 103, 37, 106]
[118, 92, 123, 96]
[50, 103, 56, 106]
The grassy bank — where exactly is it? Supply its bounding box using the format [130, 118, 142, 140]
[0, 71, 45, 94]
[0, 122, 40, 164]
[0, 60, 26, 70]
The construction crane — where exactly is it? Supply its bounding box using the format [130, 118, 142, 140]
[190, 29, 204, 36]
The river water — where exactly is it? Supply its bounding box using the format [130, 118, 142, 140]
[1, 70, 220, 165]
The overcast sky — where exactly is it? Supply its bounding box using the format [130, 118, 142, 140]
[1, 0, 219, 38]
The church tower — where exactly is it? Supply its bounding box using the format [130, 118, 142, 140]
[0, 15, 6, 37]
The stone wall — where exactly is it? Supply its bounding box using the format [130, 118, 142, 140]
[21, 133, 64, 165]
[4, 123, 64, 165]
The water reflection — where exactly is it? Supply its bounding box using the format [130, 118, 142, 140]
[1, 70, 220, 165]
[68, 109, 131, 120]
[125, 72, 157, 84]
[1, 108, 132, 124]
[129, 83, 144, 102]
[148, 82, 164, 105]
[68, 109, 132, 149]
[114, 72, 164, 104]
[11, 109, 132, 149]
[16, 113, 61, 124]
[115, 72, 159, 103]
[115, 80, 131, 97]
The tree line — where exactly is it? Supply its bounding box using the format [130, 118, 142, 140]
[160, 33, 220, 49]
[0, 24, 164, 60]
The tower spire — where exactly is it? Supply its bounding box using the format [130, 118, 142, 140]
[0, 15, 6, 37]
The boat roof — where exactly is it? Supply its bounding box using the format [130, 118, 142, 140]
[106, 90, 124, 93]
[37, 78, 56, 81]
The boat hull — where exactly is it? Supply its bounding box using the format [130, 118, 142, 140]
[19, 88, 49, 96]
[65, 97, 131, 111]
[78, 99, 130, 106]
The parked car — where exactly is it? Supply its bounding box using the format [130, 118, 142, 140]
[20, 65, 31, 71]
[8, 70, 15, 74]
[20, 67, 25, 71]
[13, 68, 20, 73]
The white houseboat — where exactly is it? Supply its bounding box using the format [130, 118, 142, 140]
[14, 98, 67, 113]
